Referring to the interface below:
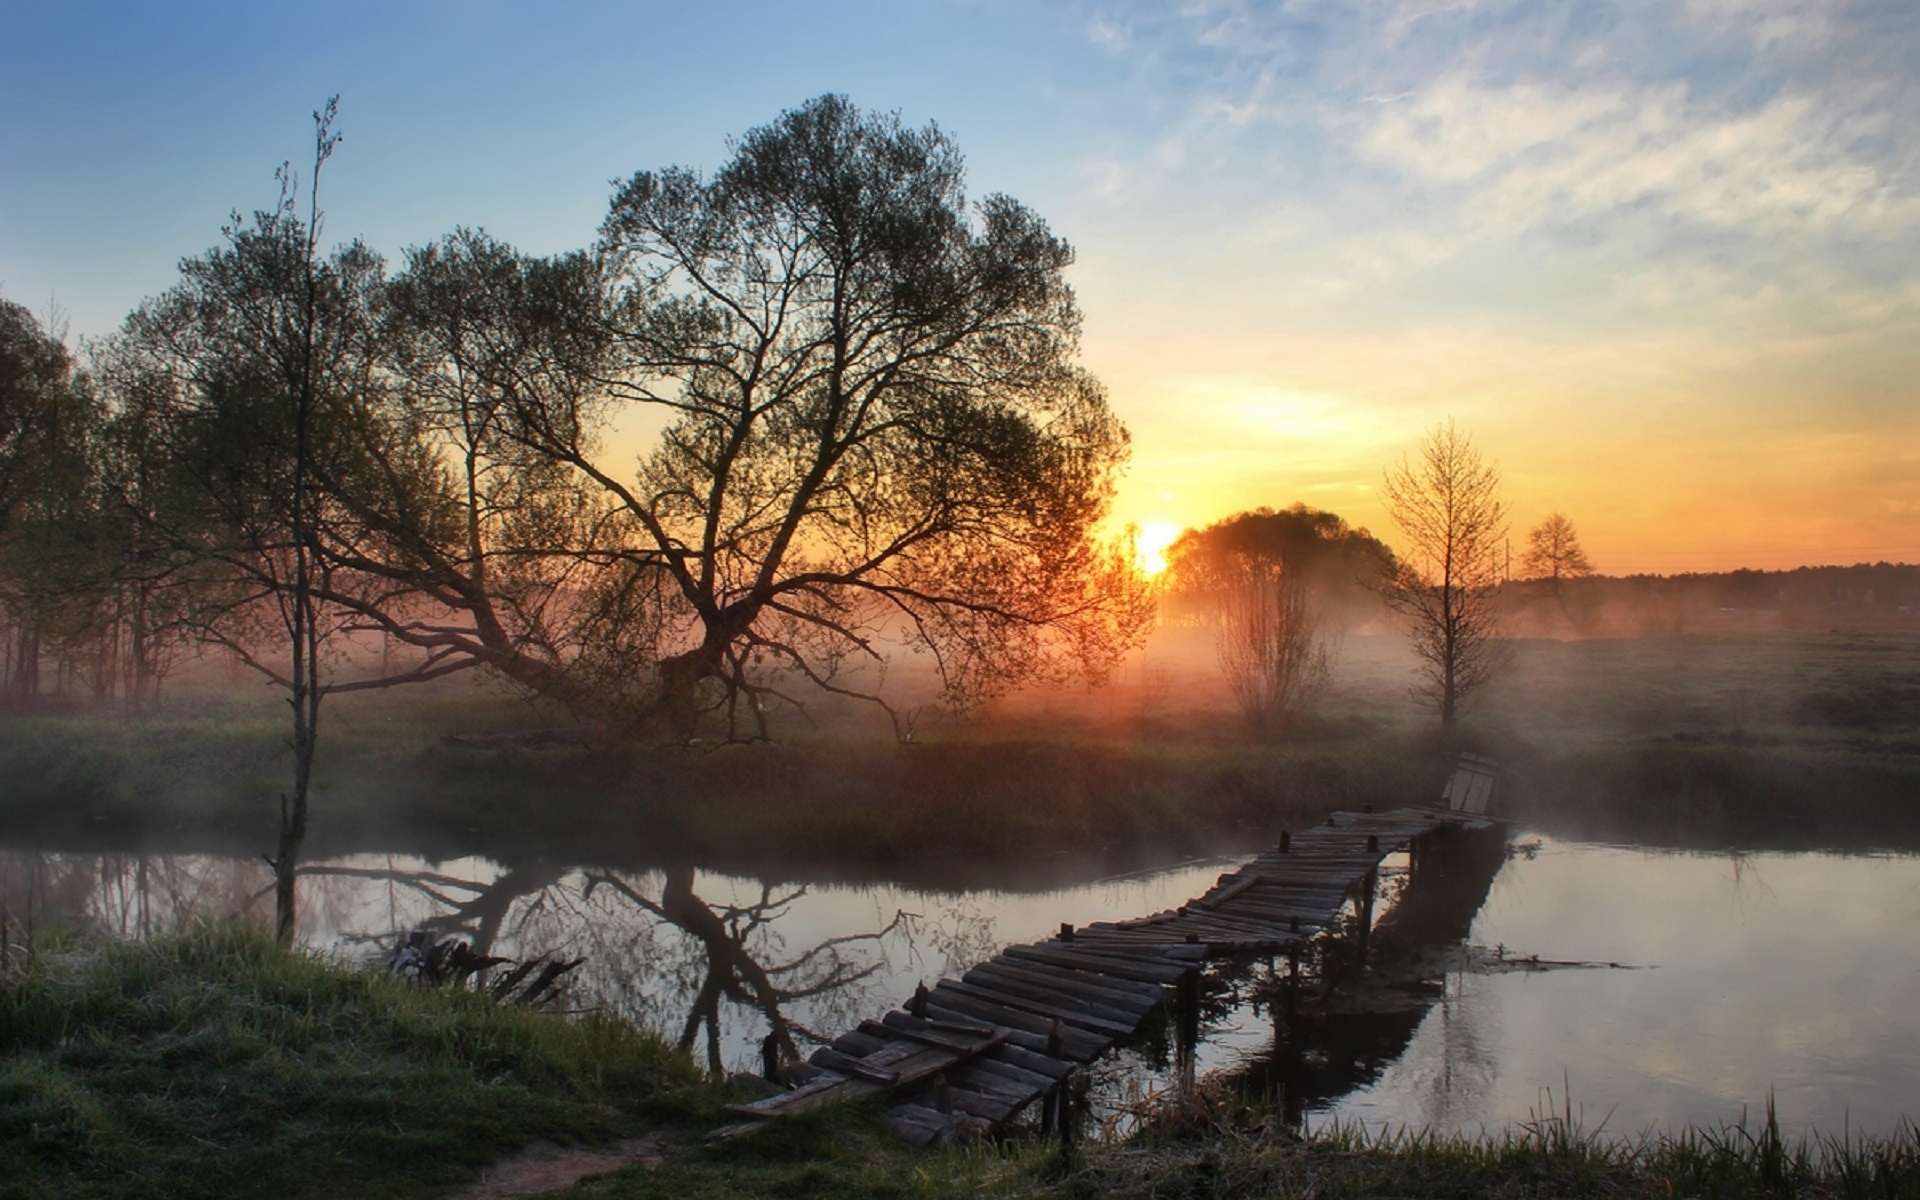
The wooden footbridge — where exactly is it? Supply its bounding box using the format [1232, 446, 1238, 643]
[720, 771, 1506, 1146]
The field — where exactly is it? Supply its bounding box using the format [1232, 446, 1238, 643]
[1, 626, 1916, 884]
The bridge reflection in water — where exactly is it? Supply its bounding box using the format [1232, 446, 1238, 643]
[1205, 819, 1508, 1131]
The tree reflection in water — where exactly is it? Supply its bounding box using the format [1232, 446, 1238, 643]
[581, 867, 909, 1074]
[294, 859, 919, 1076]
[1, 852, 264, 945]
[5, 849, 934, 1076]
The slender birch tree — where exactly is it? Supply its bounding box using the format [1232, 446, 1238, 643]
[1381, 421, 1509, 731]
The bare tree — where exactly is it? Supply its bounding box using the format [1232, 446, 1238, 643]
[1213, 555, 1331, 730]
[1381, 421, 1509, 731]
[100, 99, 407, 940]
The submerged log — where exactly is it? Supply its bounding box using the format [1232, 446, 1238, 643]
[388, 930, 583, 1006]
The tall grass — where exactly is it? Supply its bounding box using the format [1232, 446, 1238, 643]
[1058, 1089, 1920, 1200]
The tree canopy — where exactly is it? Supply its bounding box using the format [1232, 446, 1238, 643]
[1160, 504, 1393, 628]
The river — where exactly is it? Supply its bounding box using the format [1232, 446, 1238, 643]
[5, 832, 1917, 1139]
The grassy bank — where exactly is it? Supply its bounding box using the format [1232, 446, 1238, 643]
[0, 924, 716, 1200]
[1509, 739, 1920, 850]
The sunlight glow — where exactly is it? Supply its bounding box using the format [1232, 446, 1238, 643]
[1136, 521, 1181, 576]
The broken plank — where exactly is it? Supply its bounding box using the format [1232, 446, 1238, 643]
[964, 961, 1160, 1022]
[971, 955, 1166, 1005]
[727, 1072, 882, 1120]
[1003, 942, 1192, 985]
[938, 978, 1141, 1039]
[922, 996, 1111, 1060]
[935, 1082, 1024, 1124]
[1197, 874, 1262, 909]
[984, 1041, 1074, 1081]
[886, 1104, 955, 1148]
[956, 1052, 1057, 1094]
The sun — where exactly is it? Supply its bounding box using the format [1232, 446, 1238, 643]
[1136, 521, 1182, 576]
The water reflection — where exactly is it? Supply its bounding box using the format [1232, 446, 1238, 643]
[0, 852, 265, 943]
[1322, 840, 1920, 1138]
[1206, 829, 1507, 1127]
[0, 848, 1236, 1080]
[289, 858, 926, 1075]
[10, 839, 1920, 1139]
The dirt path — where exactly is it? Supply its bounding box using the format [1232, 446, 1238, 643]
[448, 1129, 678, 1199]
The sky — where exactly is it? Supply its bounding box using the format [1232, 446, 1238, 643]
[3, 0, 1916, 574]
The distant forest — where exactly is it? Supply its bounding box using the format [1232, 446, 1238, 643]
[1506, 562, 1920, 636]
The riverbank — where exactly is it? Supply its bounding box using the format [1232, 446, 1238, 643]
[7, 926, 1918, 1199]
[0, 709, 1440, 887]
[3, 710, 1917, 892]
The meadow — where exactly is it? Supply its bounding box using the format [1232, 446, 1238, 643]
[2, 625, 1916, 885]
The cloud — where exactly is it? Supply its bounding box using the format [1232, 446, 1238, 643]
[1359, 73, 1914, 242]
[1086, 13, 1130, 52]
[1681, 0, 1848, 46]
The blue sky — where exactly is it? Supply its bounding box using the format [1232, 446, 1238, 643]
[4, 0, 1916, 571]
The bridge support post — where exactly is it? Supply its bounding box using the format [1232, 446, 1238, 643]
[1176, 966, 1201, 1088]
[1355, 868, 1378, 970]
[1055, 1068, 1076, 1150]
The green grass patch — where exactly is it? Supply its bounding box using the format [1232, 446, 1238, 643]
[0, 922, 718, 1200]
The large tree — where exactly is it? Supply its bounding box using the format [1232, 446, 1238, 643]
[88, 95, 1149, 757]
[1381, 422, 1509, 732]
[459, 95, 1149, 736]
[1161, 505, 1392, 728]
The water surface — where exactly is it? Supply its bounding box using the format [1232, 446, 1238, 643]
[7, 834, 1918, 1138]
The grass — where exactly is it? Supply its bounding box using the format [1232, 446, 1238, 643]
[0, 922, 718, 1200]
[553, 1086, 1920, 1200]
[1510, 738, 1920, 849]
[0, 704, 1438, 887]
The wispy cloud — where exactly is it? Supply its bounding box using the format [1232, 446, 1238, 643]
[1359, 73, 1914, 240]
[1085, 13, 1130, 52]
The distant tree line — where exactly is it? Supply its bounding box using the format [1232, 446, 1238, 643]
[1504, 563, 1920, 636]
